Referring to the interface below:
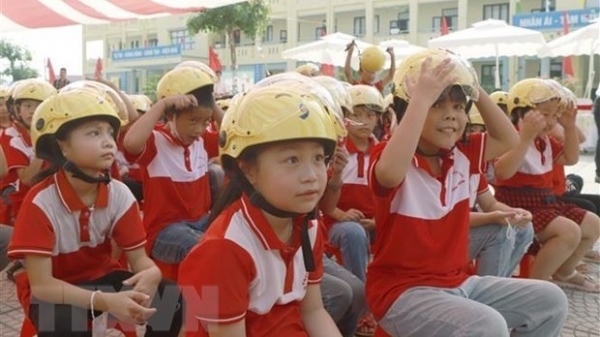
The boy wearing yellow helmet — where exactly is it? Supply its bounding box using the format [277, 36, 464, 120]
[368, 50, 567, 336]
[344, 43, 395, 92]
[123, 65, 216, 276]
[179, 82, 342, 336]
[8, 88, 182, 336]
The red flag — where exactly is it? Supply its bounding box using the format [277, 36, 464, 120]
[208, 47, 222, 72]
[562, 12, 574, 78]
[47, 58, 56, 84]
[94, 58, 103, 79]
[441, 16, 449, 36]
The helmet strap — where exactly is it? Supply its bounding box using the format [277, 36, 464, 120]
[416, 145, 455, 158]
[232, 164, 316, 271]
[63, 161, 111, 185]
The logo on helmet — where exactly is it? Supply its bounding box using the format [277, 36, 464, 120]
[299, 103, 310, 120]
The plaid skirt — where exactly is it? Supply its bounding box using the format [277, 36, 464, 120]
[495, 187, 588, 233]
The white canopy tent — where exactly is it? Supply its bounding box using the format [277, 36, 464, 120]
[281, 32, 373, 70]
[378, 39, 426, 67]
[428, 19, 546, 89]
[539, 19, 600, 99]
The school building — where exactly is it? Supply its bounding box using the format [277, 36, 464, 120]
[81, 0, 599, 96]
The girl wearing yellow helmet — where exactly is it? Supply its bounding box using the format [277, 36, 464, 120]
[344, 43, 395, 93]
[179, 83, 342, 337]
[8, 88, 183, 336]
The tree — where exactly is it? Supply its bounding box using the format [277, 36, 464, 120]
[187, 0, 270, 73]
[0, 40, 39, 82]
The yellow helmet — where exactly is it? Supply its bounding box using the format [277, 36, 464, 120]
[295, 63, 321, 77]
[384, 93, 394, 108]
[216, 98, 231, 111]
[32, 89, 122, 162]
[360, 46, 385, 73]
[490, 91, 509, 106]
[129, 94, 153, 113]
[393, 49, 479, 103]
[348, 85, 385, 112]
[0, 86, 8, 99]
[61, 81, 129, 126]
[176, 60, 219, 83]
[156, 66, 213, 100]
[468, 105, 485, 126]
[559, 86, 577, 112]
[12, 79, 57, 102]
[311, 76, 352, 113]
[219, 84, 337, 161]
[507, 78, 561, 114]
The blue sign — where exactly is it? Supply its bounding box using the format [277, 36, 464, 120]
[513, 8, 599, 31]
[111, 45, 182, 61]
[254, 64, 265, 83]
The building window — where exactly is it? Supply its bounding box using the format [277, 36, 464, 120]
[374, 15, 380, 34]
[481, 64, 503, 92]
[354, 16, 366, 36]
[148, 38, 158, 47]
[432, 17, 441, 32]
[315, 26, 327, 39]
[398, 11, 409, 32]
[483, 4, 509, 22]
[264, 25, 273, 42]
[550, 60, 562, 78]
[442, 8, 458, 31]
[280, 30, 287, 43]
[169, 29, 195, 50]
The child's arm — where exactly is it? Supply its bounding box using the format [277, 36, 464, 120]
[380, 48, 396, 86]
[16, 158, 44, 186]
[301, 284, 343, 337]
[549, 123, 586, 144]
[122, 248, 162, 308]
[475, 89, 519, 161]
[474, 189, 532, 227]
[123, 95, 197, 156]
[555, 107, 579, 165]
[493, 110, 546, 180]
[375, 58, 456, 188]
[344, 42, 355, 83]
[91, 77, 140, 126]
[25, 255, 156, 322]
[0, 145, 7, 179]
[206, 321, 246, 337]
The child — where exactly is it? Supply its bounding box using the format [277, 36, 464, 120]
[323, 84, 384, 282]
[345, 44, 395, 92]
[296, 63, 321, 77]
[123, 66, 215, 266]
[7, 88, 182, 336]
[368, 49, 568, 336]
[490, 90, 509, 115]
[0, 86, 11, 130]
[178, 83, 342, 337]
[494, 78, 600, 292]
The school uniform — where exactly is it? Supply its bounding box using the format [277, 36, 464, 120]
[178, 194, 324, 337]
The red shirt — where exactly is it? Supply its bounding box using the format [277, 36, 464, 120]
[8, 169, 146, 284]
[366, 133, 487, 321]
[179, 195, 324, 337]
[323, 137, 377, 231]
[201, 122, 219, 159]
[494, 135, 563, 190]
[4, 124, 37, 216]
[352, 79, 384, 92]
[124, 126, 211, 250]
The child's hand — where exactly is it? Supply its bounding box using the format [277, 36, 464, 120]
[487, 210, 517, 224]
[102, 291, 157, 325]
[359, 218, 376, 231]
[404, 57, 457, 105]
[330, 148, 349, 175]
[386, 47, 395, 58]
[340, 209, 365, 222]
[346, 41, 355, 53]
[161, 94, 198, 112]
[508, 208, 532, 227]
[122, 267, 162, 307]
[519, 110, 546, 141]
[558, 105, 577, 129]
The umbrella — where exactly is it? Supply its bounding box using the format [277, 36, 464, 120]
[378, 39, 426, 67]
[428, 19, 546, 89]
[539, 19, 599, 99]
[282, 32, 373, 70]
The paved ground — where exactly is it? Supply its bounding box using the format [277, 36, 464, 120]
[1, 153, 599, 336]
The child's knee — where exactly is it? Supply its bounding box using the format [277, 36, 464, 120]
[580, 213, 600, 241]
[546, 218, 581, 248]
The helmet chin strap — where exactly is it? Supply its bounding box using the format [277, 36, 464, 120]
[168, 117, 184, 143]
[63, 161, 111, 185]
[232, 165, 316, 272]
[416, 145, 456, 158]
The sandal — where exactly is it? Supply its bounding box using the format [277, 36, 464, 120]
[583, 250, 600, 264]
[552, 271, 600, 293]
[575, 261, 590, 274]
[356, 312, 377, 337]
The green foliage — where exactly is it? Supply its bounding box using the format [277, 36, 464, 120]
[0, 40, 39, 81]
[143, 73, 162, 102]
[187, 0, 271, 39]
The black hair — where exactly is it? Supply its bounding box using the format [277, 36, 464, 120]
[188, 85, 215, 108]
[510, 107, 532, 125]
[393, 85, 468, 124]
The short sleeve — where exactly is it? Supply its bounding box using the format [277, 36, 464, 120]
[476, 174, 489, 195]
[179, 239, 255, 324]
[124, 131, 157, 166]
[308, 221, 324, 284]
[367, 142, 399, 198]
[201, 130, 219, 159]
[549, 136, 564, 162]
[8, 200, 55, 258]
[458, 133, 488, 174]
[6, 138, 30, 170]
[111, 204, 146, 251]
